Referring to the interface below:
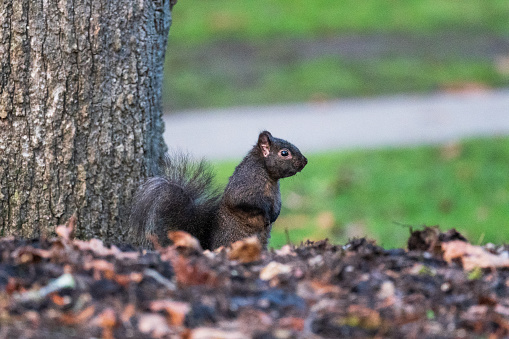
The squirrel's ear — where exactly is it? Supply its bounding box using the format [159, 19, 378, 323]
[258, 131, 272, 157]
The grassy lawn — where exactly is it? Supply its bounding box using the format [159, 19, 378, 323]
[212, 137, 509, 249]
[163, 0, 509, 110]
[170, 0, 509, 43]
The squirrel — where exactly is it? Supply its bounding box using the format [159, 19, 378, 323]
[129, 131, 307, 250]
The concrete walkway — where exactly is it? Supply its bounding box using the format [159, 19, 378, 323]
[163, 89, 509, 160]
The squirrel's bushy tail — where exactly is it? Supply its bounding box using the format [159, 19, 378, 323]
[129, 153, 221, 249]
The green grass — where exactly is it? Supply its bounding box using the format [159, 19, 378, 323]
[164, 55, 508, 109]
[212, 137, 509, 249]
[163, 0, 509, 110]
[169, 0, 509, 44]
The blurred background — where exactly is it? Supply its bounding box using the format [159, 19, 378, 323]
[162, 0, 509, 248]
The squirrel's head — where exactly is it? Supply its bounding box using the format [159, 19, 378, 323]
[257, 131, 307, 179]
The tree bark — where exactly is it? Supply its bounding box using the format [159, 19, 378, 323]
[0, 0, 171, 243]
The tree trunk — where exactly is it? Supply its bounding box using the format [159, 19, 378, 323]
[0, 0, 171, 243]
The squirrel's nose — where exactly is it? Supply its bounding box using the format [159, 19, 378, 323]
[298, 156, 308, 170]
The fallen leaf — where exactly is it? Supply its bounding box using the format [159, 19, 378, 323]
[150, 299, 191, 326]
[55, 216, 76, 241]
[308, 280, 342, 295]
[260, 262, 292, 281]
[377, 281, 396, 300]
[121, 304, 136, 324]
[274, 245, 296, 256]
[173, 256, 215, 286]
[228, 236, 262, 264]
[60, 305, 96, 325]
[84, 259, 115, 280]
[50, 293, 71, 307]
[168, 231, 202, 252]
[73, 238, 139, 260]
[296, 280, 342, 301]
[442, 240, 509, 270]
[97, 308, 117, 339]
[114, 274, 131, 287]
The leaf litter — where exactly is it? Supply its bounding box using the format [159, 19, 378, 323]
[1, 220, 509, 338]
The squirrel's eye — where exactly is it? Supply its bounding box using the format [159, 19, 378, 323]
[280, 150, 289, 157]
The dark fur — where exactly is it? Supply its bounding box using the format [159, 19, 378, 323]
[130, 131, 307, 249]
[129, 153, 220, 248]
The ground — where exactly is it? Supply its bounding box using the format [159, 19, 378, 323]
[1, 221, 509, 338]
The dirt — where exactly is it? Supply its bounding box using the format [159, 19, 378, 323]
[1, 221, 509, 338]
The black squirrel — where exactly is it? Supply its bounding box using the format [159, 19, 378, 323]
[129, 131, 307, 250]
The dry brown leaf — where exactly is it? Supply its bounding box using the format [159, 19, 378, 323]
[97, 308, 117, 339]
[442, 240, 509, 270]
[73, 238, 139, 260]
[84, 259, 115, 280]
[55, 216, 76, 241]
[173, 256, 216, 286]
[114, 274, 131, 287]
[121, 304, 136, 324]
[150, 299, 191, 326]
[228, 236, 262, 264]
[308, 280, 342, 295]
[60, 305, 96, 325]
[168, 231, 202, 252]
[50, 293, 70, 307]
[129, 272, 144, 283]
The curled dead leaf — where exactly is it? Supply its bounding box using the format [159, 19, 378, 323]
[168, 231, 202, 252]
[442, 240, 509, 270]
[56, 216, 76, 241]
[228, 236, 262, 264]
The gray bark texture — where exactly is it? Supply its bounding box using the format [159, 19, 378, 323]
[0, 0, 172, 243]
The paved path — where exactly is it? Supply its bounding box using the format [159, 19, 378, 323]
[163, 89, 509, 160]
